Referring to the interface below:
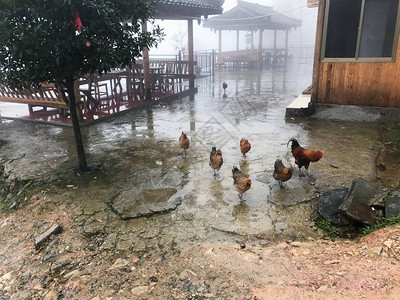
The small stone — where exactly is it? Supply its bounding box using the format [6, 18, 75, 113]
[8, 201, 18, 210]
[205, 248, 214, 255]
[236, 240, 246, 249]
[179, 270, 190, 281]
[377, 163, 386, 171]
[131, 286, 148, 295]
[1, 272, 12, 281]
[149, 276, 158, 282]
[63, 269, 81, 280]
[182, 213, 194, 221]
[384, 240, 394, 248]
[323, 260, 340, 265]
[318, 285, 328, 291]
[290, 241, 302, 247]
[43, 290, 58, 300]
[110, 258, 129, 270]
[259, 240, 268, 246]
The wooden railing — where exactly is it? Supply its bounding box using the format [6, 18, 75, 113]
[0, 84, 68, 110]
[0, 60, 195, 117]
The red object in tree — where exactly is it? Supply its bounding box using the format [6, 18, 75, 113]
[74, 11, 83, 30]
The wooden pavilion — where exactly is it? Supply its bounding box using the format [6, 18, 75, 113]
[147, 0, 224, 92]
[203, 0, 302, 67]
[0, 0, 224, 124]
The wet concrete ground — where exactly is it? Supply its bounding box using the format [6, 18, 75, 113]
[1, 61, 400, 253]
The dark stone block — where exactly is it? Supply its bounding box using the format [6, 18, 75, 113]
[318, 188, 354, 226]
[339, 178, 387, 225]
[385, 190, 400, 218]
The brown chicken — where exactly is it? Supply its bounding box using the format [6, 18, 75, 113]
[232, 166, 252, 200]
[209, 147, 223, 176]
[240, 138, 251, 162]
[287, 138, 322, 175]
[273, 159, 293, 187]
[179, 132, 190, 155]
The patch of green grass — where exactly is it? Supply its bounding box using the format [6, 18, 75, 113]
[361, 216, 400, 237]
[315, 218, 338, 237]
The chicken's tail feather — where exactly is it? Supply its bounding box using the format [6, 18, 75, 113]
[232, 166, 240, 174]
[287, 138, 300, 149]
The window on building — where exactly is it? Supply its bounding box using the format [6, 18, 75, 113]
[323, 0, 400, 60]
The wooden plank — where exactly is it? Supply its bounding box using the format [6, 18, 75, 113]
[0, 96, 68, 108]
[34, 223, 62, 250]
[308, 0, 319, 7]
[311, 0, 325, 103]
[188, 19, 194, 89]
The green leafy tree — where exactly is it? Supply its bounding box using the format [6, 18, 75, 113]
[0, 0, 162, 171]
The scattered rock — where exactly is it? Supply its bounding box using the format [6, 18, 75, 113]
[182, 212, 194, 221]
[323, 260, 340, 265]
[131, 285, 148, 295]
[149, 276, 158, 282]
[63, 269, 81, 280]
[179, 269, 194, 281]
[385, 190, 400, 218]
[110, 258, 130, 270]
[8, 201, 18, 210]
[43, 290, 58, 300]
[377, 163, 386, 171]
[236, 240, 246, 249]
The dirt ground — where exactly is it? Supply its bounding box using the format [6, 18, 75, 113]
[1, 191, 400, 300]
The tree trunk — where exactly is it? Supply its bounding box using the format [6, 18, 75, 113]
[65, 78, 89, 172]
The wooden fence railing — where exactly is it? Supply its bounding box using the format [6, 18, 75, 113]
[0, 84, 68, 115]
[0, 60, 195, 118]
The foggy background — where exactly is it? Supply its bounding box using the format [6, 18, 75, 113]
[151, 0, 318, 56]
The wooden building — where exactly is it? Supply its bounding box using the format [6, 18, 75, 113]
[203, 0, 302, 67]
[146, 0, 223, 93]
[311, 0, 400, 108]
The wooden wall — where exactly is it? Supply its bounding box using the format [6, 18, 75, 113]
[312, 1, 400, 108]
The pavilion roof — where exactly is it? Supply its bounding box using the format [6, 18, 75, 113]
[152, 0, 224, 20]
[203, 0, 302, 31]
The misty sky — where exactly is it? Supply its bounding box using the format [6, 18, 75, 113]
[152, 0, 318, 55]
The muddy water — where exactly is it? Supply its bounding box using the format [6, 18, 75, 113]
[1, 62, 399, 251]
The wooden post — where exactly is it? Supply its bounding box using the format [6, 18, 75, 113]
[236, 30, 240, 51]
[142, 20, 152, 100]
[188, 19, 195, 89]
[218, 29, 222, 53]
[285, 30, 289, 62]
[273, 30, 277, 64]
[258, 29, 263, 66]
[251, 30, 254, 50]
[311, 0, 326, 104]
[127, 67, 132, 102]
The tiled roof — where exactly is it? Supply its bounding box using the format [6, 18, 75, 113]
[155, 0, 223, 10]
[203, 0, 301, 30]
[153, 0, 224, 19]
